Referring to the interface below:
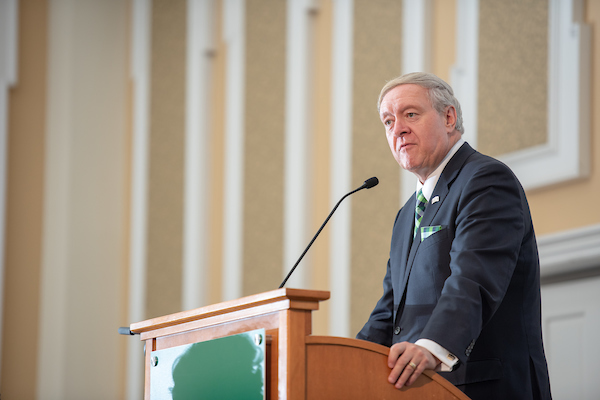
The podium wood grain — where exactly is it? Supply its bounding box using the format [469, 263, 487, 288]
[130, 288, 469, 399]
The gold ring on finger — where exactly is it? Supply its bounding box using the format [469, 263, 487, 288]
[408, 361, 417, 369]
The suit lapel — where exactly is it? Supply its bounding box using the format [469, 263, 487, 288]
[397, 195, 415, 276]
[396, 142, 475, 300]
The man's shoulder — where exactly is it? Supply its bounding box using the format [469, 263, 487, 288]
[450, 150, 527, 201]
[463, 149, 517, 177]
[443, 143, 515, 183]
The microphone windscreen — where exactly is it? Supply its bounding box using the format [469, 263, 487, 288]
[364, 177, 379, 189]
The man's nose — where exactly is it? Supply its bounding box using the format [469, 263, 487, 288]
[392, 121, 408, 137]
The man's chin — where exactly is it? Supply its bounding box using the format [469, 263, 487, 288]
[398, 159, 416, 172]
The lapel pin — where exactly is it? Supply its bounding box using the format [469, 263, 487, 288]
[431, 196, 440, 204]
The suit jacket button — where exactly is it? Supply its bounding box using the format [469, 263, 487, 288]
[394, 326, 401, 335]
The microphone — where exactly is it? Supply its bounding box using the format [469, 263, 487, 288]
[361, 176, 379, 189]
[279, 177, 379, 288]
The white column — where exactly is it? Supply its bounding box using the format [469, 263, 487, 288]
[222, 0, 246, 301]
[329, 0, 354, 338]
[183, 0, 216, 310]
[450, 0, 479, 149]
[126, 0, 151, 398]
[400, 0, 432, 202]
[283, 0, 317, 288]
[37, 1, 129, 397]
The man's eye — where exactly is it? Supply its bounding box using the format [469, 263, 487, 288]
[407, 112, 415, 118]
[384, 120, 393, 126]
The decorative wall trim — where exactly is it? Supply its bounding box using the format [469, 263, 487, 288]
[0, 0, 18, 387]
[402, 0, 590, 196]
[401, 0, 431, 74]
[37, 2, 73, 396]
[127, 0, 151, 398]
[222, 0, 245, 301]
[283, 0, 316, 288]
[538, 225, 600, 278]
[183, 0, 215, 311]
[497, 0, 591, 190]
[401, 0, 479, 203]
[400, 0, 432, 203]
[329, 0, 353, 338]
[450, 0, 479, 150]
[39, 3, 129, 394]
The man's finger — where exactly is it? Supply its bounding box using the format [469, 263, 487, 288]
[388, 354, 420, 387]
[405, 359, 426, 387]
[388, 343, 440, 389]
[387, 342, 407, 368]
[392, 359, 420, 389]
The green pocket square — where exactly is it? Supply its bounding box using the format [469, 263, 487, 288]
[421, 225, 443, 242]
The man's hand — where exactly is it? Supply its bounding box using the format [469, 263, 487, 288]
[388, 342, 441, 389]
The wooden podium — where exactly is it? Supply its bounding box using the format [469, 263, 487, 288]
[130, 288, 469, 399]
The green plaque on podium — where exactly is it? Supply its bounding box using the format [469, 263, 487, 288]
[150, 329, 266, 399]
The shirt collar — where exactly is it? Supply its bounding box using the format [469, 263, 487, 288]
[416, 138, 465, 202]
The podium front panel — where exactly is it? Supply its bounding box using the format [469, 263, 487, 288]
[149, 329, 266, 400]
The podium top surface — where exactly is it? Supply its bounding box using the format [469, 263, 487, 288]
[130, 288, 330, 335]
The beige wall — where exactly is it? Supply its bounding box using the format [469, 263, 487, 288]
[1, 1, 598, 398]
[477, 0, 548, 157]
[242, 0, 287, 295]
[2, 0, 47, 397]
[38, 0, 130, 398]
[349, 0, 403, 337]
[146, 0, 186, 320]
[432, 0, 456, 82]
[1, 0, 130, 398]
[310, 0, 334, 335]
[207, 0, 226, 306]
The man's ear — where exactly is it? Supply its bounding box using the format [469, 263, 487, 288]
[445, 106, 457, 131]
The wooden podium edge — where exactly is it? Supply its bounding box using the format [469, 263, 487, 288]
[130, 288, 330, 334]
[305, 336, 471, 400]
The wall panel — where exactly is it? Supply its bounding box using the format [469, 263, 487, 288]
[242, 0, 287, 295]
[310, 0, 334, 336]
[37, 1, 129, 397]
[350, 0, 403, 337]
[1, 0, 47, 397]
[477, 0, 548, 156]
[208, 0, 226, 305]
[146, 0, 186, 319]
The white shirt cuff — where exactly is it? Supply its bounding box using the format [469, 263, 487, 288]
[415, 339, 459, 372]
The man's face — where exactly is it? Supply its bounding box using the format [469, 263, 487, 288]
[379, 84, 459, 182]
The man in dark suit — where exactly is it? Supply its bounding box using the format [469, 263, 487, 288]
[357, 72, 552, 399]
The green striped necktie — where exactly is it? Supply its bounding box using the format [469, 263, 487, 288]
[414, 189, 428, 239]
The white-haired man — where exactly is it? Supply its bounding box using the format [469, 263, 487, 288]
[357, 72, 551, 400]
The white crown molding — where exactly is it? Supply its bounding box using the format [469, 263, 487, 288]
[0, 0, 18, 388]
[538, 224, 600, 278]
[497, 0, 591, 190]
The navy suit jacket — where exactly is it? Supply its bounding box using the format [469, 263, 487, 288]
[357, 143, 551, 399]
